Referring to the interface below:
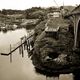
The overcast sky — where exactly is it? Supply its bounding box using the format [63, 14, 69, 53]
[0, 0, 80, 10]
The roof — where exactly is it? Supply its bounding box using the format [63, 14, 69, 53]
[72, 5, 80, 14]
[45, 26, 59, 32]
[46, 18, 69, 28]
[65, 5, 80, 17]
[45, 17, 69, 32]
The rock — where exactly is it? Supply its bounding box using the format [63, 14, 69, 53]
[31, 18, 80, 74]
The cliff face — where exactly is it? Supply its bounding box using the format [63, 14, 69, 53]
[31, 18, 80, 73]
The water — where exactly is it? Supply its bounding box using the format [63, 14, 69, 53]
[0, 28, 45, 80]
[0, 28, 75, 80]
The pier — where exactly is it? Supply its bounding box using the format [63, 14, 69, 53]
[0, 30, 34, 62]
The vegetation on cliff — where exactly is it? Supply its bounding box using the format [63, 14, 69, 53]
[31, 15, 80, 73]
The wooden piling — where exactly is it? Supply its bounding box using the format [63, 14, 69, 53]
[24, 36, 27, 50]
[10, 53, 12, 63]
[1, 34, 34, 62]
[21, 39, 24, 57]
[28, 40, 30, 50]
[24, 40, 27, 50]
[27, 40, 28, 51]
[10, 44, 12, 63]
[22, 45, 24, 57]
[24, 42, 26, 50]
[19, 46, 21, 54]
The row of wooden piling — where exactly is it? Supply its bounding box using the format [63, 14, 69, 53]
[9, 36, 32, 63]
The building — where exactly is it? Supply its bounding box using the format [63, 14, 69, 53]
[47, 10, 61, 18]
[45, 26, 59, 39]
[66, 5, 80, 49]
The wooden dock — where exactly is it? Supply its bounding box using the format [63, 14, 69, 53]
[0, 30, 34, 62]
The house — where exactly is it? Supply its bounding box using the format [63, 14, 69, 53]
[45, 12, 69, 39]
[66, 5, 80, 48]
[47, 10, 61, 18]
[45, 26, 59, 39]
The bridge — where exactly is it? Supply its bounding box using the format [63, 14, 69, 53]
[0, 30, 34, 62]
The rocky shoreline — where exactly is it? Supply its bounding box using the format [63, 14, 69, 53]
[30, 17, 80, 74]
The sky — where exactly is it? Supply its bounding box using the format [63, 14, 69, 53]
[0, 0, 80, 10]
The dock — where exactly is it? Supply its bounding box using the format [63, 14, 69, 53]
[0, 30, 34, 62]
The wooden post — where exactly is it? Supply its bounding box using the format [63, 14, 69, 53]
[24, 41, 25, 50]
[24, 42, 26, 50]
[26, 40, 29, 51]
[21, 39, 24, 57]
[22, 45, 24, 57]
[23, 37, 25, 50]
[24, 37, 27, 50]
[28, 40, 30, 51]
[19, 46, 21, 55]
[10, 54, 12, 63]
[10, 44, 12, 63]
[74, 15, 78, 49]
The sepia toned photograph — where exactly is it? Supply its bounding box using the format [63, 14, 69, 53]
[0, 0, 80, 80]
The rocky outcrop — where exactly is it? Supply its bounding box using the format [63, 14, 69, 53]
[31, 18, 80, 74]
